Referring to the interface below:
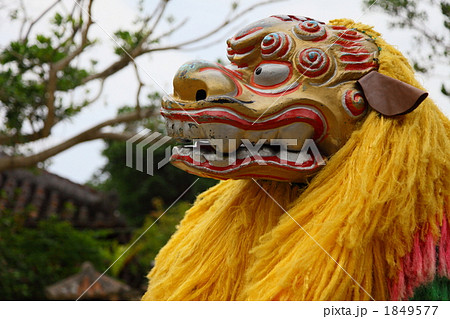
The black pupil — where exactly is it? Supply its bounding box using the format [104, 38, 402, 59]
[196, 89, 207, 101]
[255, 67, 262, 75]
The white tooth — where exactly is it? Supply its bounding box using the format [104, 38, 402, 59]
[243, 131, 263, 144]
[289, 151, 312, 164]
[165, 119, 174, 136]
[183, 122, 200, 139]
[259, 145, 276, 157]
[261, 129, 279, 141]
[172, 145, 191, 157]
[171, 120, 181, 137]
[190, 123, 201, 138]
[183, 122, 190, 138]
[224, 139, 240, 153]
[243, 129, 278, 146]
[177, 122, 184, 136]
[202, 123, 241, 153]
[278, 123, 315, 151]
[236, 147, 248, 159]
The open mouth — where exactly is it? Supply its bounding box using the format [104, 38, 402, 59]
[171, 139, 324, 180]
[161, 100, 327, 181]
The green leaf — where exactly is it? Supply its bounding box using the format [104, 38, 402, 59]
[52, 12, 63, 26]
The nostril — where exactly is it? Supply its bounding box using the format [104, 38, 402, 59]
[195, 89, 207, 101]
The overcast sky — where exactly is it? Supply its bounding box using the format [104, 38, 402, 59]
[1, 0, 448, 183]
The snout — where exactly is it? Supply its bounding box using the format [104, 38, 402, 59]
[173, 60, 238, 101]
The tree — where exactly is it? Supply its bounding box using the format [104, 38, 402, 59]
[91, 136, 216, 226]
[108, 199, 193, 290]
[364, 0, 450, 97]
[0, 212, 112, 300]
[0, 0, 276, 171]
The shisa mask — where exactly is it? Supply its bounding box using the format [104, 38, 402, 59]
[161, 15, 427, 182]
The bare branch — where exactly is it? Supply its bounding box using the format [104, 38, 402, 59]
[145, 0, 165, 25]
[42, 65, 58, 146]
[85, 78, 105, 105]
[133, 62, 144, 112]
[54, 0, 93, 71]
[146, 0, 167, 36]
[80, 52, 138, 83]
[179, 37, 224, 52]
[30, 0, 94, 146]
[18, 0, 29, 40]
[22, 0, 62, 42]
[152, 17, 189, 42]
[0, 0, 281, 169]
[95, 132, 134, 141]
[81, 0, 278, 85]
[54, 2, 82, 52]
[80, 0, 161, 85]
[0, 107, 155, 171]
[144, 0, 284, 52]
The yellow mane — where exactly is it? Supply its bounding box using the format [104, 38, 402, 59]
[143, 20, 450, 300]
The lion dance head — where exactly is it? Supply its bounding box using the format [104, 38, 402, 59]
[145, 17, 450, 301]
[161, 15, 426, 182]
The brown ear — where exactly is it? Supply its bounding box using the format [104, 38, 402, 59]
[357, 71, 428, 116]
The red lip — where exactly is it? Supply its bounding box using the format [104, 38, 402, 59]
[161, 105, 327, 141]
[172, 153, 317, 172]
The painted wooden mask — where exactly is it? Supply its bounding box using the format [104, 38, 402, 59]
[161, 15, 424, 182]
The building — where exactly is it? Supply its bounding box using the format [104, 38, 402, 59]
[0, 167, 128, 241]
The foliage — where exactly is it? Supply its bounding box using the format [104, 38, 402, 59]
[364, 0, 450, 97]
[0, 0, 270, 299]
[86, 103, 217, 289]
[0, 0, 274, 171]
[0, 213, 113, 300]
[109, 199, 191, 289]
[90, 137, 217, 226]
[0, 30, 91, 137]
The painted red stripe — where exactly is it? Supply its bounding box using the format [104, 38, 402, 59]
[234, 26, 263, 40]
[261, 47, 275, 54]
[335, 39, 363, 48]
[163, 108, 325, 140]
[172, 154, 316, 172]
[278, 34, 290, 57]
[338, 31, 364, 41]
[243, 84, 299, 97]
[341, 53, 372, 62]
[287, 15, 303, 21]
[331, 26, 347, 30]
[311, 31, 328, 42]
[345, 62, 377, 71]
[271, 15, 292, 22]
[228, 45, 255, 55]
[340, 47, 369, 53]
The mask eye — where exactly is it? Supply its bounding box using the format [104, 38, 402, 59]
[252, 62, 291, 87]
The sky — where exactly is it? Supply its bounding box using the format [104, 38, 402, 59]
[1, 0, 449, 183]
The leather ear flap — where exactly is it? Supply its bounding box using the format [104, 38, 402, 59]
[357, 71, 428, 116]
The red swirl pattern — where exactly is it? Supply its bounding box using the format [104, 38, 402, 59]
[296, 48, 330, 77]
[294, 20, 327, 41]
[341, 89, 366, 117]
[337, 30, 364, 41]
[260, 32, 292, 59]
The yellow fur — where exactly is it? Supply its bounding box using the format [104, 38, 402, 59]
[143, 20, 450, 300]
